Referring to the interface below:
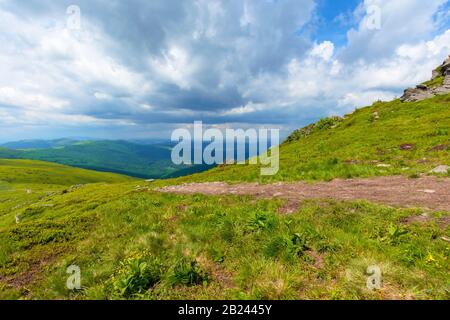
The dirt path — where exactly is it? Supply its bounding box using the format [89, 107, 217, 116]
[159, 176, 450, 211]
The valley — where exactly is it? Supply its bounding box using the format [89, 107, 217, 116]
[0, 140, 211, 179]
[0, 91, 449, 300]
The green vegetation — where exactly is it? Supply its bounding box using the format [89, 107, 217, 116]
[0, 181, 448, 299]
[1, 138, 77, 150]
[179, 94, 450, 183]
[0, 140, 211, 179]
[109, 251, 163, 298]
[0, 93, 449, 300]
[422, 76, 444, 88]
[0, 159, 134, 185]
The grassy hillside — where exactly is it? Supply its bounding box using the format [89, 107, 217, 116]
[0, 140, 211, 179]
[1, 138, 78, 150]
[0, 179, 448, 300]
[0, 95, 449, 300]
[181, 94, 450, 183]
[0, 159, 134, 185]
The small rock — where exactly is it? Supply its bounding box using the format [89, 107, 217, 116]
[15, 215, 21, 224]
[430, 165, 450, 174]
[419, 189, 436, 194]
[26, 189, 32, 194]
[67, 184, 83, 192]
[145, 179, 155, 182]
[376, 164, 391, 168]
[400, 144, 415, 151]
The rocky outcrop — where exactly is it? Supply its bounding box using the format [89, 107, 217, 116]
[400, 55, 450, 102]
[432, 69, 441, 80]
[444, 67, 450, 86]
[400, 86, 434, 102]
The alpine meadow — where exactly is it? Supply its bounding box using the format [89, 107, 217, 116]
[0, 0, 449, 307]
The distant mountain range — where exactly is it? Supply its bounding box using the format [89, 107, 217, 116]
[0, 139, 211, 179]
[1, 138, 80, 150]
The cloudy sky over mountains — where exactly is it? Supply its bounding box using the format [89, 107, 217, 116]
[0, 0, 449, 140]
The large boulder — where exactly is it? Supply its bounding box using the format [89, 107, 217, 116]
[400, 86, 434, 102]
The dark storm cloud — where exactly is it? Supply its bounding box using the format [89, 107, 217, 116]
[2, 0, 315, 112]
[1, 0, 449, 140]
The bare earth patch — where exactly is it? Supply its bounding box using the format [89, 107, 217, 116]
[196, 255, 236, 289]
[278, 200, 301, 215]
[400, 213, 450, 228]
[307, 250, 325, 269]
[0, 253, 56, 291]
[159, 176, 450, 211]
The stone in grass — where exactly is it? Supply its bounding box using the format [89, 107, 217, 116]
[419, 189, 436, 194]
[372, 111, 380, 120]
[400, 144, 415, 151]
[430, 165, 450, 174]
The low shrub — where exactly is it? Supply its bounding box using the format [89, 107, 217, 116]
[167, 258, 208, 287]
[247, 211, 276, 232]
[112, 252, 163, 298]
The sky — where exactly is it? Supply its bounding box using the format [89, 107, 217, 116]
[0, 0, 449, 142]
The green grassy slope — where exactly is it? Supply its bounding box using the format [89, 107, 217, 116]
[180, 94, 450, 183]
[0, 159, 135, 185]
[0, 95, 449, 300]
[0, 180, 448, 300]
